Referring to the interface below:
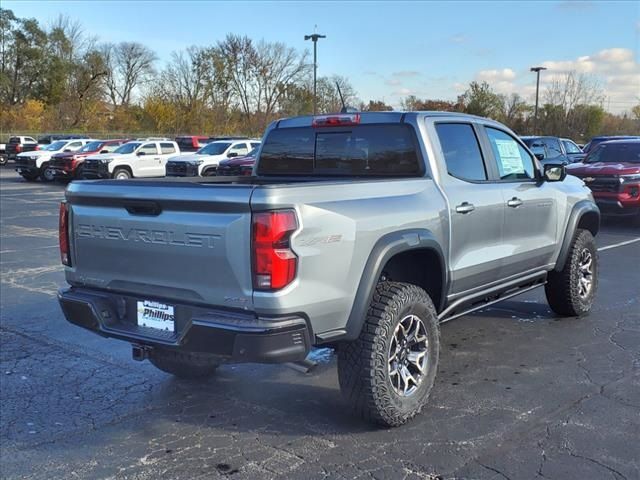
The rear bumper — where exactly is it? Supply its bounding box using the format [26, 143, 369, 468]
[58, 287, 311, 363]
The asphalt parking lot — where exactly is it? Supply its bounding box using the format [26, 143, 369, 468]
[0, 167, 638, 480]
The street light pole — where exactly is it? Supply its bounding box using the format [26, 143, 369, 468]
[304, 33, 326, 115]
[530, 66, 547, 135]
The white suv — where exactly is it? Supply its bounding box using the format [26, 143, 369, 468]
[15, 138, 94, 181]
[82, 140, 180, 179]
[165, 139, 260, 177]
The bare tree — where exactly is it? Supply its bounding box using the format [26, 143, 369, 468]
[253, 40, 309, 122]
[103, 41, 157, 107]
[315, 75, 357, 113]
[216, 35, 256, 121]
[544, 72, 603, 115]
[217, 34, 309, 129]
[66, 49, 108, 126]
[161, 47, 207, 111]
[543, 72, 604, 136]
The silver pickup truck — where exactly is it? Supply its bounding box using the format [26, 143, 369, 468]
[58, 111, 600, 426]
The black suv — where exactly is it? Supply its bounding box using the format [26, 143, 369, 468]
[520, 136, 585, 165]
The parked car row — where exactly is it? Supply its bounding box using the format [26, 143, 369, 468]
[6, 129, 638, 222]
[12, 135, 260, 181]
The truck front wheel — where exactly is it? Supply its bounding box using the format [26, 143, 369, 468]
[338, 282, 440, 427]
[545, 229, 598, 317]
[113, 168, 132, 180]
[149, 348, 219, 379]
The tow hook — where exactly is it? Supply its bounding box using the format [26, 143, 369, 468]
[132, 344, 152, 361]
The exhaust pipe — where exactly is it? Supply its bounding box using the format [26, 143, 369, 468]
[132, 344, 152, 361]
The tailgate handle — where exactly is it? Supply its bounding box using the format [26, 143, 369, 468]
[125, 201, 162, 216]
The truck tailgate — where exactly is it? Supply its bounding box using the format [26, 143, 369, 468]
[65, 181, 255, 310]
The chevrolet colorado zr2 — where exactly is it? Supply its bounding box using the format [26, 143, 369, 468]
[57, 111, 600, 426]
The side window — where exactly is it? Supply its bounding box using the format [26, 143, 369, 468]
[527, 140, 546, 159]
[250, 142, 261, 149]
[138, 143, 158, 155]
[103, 143, 119, 153]
[68, 141, 83, 150]
[562, 140, 581, 154]
[486, 128, 535, 181]
[542, 138, 563, 158]
[26, 137, 36, 143]
[435, 123, 487, 181]
[229, 142, 249, 156]
[160, 142, 176, 154]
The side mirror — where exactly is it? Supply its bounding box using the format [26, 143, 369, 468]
[63, 149, 72, 152]
[543, 164, 566, 182]
[137, 151, 146, 156]
[534, 153, 545, 161]
[100, 149, 109, 154]
[227, 152, 238, 158]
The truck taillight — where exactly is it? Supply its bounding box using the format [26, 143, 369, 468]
[312, 113, 360, 127]
[16, 144, 22, 153]
[59, 202, 71, 266]
[252, 210, 298, 290]
[34, 145, 39, 150]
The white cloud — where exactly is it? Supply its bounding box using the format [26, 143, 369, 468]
[449, 34, 468, 44]
[392, 88, 415, 96]
[392, 71, 421, 78]
[477, 68, 517, 82]
[463, 48, 639, 113]
[555, 0, 595, 11]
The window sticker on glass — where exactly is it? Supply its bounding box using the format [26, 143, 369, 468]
[494, 139, 524, 175]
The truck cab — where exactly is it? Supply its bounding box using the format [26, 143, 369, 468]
[82, 140, 180, 179]
[166, 139, 260, 177]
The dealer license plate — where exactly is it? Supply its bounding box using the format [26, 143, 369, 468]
[136, 300, 175, 332]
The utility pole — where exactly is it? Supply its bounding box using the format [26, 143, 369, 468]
[304, 32, 326, 115]
[530, 66, 547, 135]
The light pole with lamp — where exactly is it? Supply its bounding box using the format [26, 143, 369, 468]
[304, 33, 326, 115]
[530, 66, 547, 134]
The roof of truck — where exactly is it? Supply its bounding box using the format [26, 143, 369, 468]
[274, 111, 500, 130]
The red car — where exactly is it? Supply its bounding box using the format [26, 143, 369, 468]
[49, 139, 129, 180]
[567, 139, 640, 219]
[217, 149, 257, 176]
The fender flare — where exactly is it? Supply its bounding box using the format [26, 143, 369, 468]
[554, 200, 600, 271]
[342, 229, 447, 341]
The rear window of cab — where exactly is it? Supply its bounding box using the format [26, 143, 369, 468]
[257, 124, 422, 176]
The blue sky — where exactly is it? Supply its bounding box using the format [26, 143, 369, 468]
[5, 0, 639, 112]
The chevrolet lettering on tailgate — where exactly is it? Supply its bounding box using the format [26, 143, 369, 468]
[76, 224, 219, 248]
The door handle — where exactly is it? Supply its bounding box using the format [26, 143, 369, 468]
[507, 197, 523, 208]
[455, 202, 475, 214]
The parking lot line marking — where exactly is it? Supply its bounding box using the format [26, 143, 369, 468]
[1, 245, 58, 254]
[598, 238, 640, 252]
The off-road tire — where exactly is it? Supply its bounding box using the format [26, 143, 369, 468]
[202, 167, 217, 177]
[73, 165, 85, 181]
[113, 168, 132, 180]
[338, 282, 440, 427]
[545, 229, 598, 317]
[149, 348, 219, 379]
[40, 165, 55, 182]
[20, 172, 39, 182]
